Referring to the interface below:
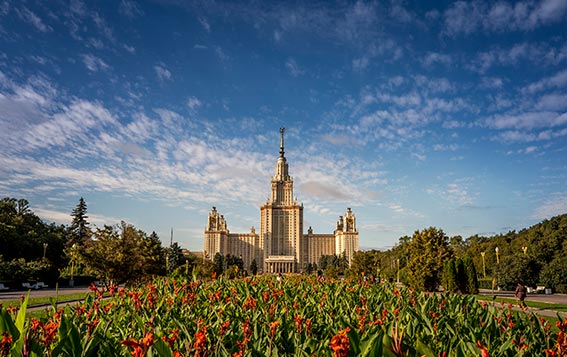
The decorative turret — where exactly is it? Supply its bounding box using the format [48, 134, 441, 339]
[270, 128, 294, 205]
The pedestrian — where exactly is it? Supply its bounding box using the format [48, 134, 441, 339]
[515, 282, 527, 308]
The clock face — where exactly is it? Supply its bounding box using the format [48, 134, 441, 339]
[347, 217, 354, 225]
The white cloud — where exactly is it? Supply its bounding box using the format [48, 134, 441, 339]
[154, 64, 172, 82]
[532, 193, 567, 220]
[523, 70, 567, 93]
[484, 111, 567, 130]
[198, 17, 211, 32]
[187, 96, 202, 111]
[81, 54, 109, 72]
[17, 7, 52, 32]
[352, 57, 369, 71]
[444, 0, 567, 36]
[285, 58, 304, 77]
[536, 94, 567, 111]
[422, 52, 453, 67]
[119, 0, 144, 18]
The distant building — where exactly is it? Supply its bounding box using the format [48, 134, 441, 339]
[204, 128, 358, 273]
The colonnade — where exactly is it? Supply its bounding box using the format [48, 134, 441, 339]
[268, 261, 295, 273]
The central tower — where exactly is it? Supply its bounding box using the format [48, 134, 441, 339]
[260, 128, 305, 273]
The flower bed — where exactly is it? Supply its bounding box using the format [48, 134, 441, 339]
[1, 275, 566, 356]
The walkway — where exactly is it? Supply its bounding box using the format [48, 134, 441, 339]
[479, 289, 567, 319]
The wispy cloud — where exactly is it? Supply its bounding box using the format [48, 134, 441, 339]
[154, 64, 172, 82]
[16, 7, 53, 32]
[187, 97, 202, 112]
[443, 0, 567, 36]
[285, 58, 304, 77]
[119, 0, 144, 19]
[81, 54, 109, 72]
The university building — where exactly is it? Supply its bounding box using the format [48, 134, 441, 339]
[204, 128, 358, 273]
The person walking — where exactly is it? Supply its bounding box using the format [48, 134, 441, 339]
[515, 282, 527, 308]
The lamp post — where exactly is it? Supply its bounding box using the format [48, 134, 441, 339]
[43, 243, 48, 259]
[481, 252, 486, 278]
[70, 243, 76, 287]
[185, 259, 189, 275]
[396, 259, 400, 284]
[522, 246, 528, 255]
[495, 247, 499, 264]
[166, 255, 169, 275]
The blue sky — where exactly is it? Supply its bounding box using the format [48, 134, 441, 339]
[1, 0, 567, 251]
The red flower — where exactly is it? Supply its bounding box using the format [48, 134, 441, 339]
[162, 329, 179, 348]
[269, 321, 280, 338]
[294, 315, 304, 333]
[0, 333, 13, 355]
[121, 332, 155, 357]
[476, 340, 489, 357]
[330, 327, 350, 357]
[193, 325, 209, 357]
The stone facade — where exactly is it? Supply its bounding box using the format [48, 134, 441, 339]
[204, 128, 358, 273]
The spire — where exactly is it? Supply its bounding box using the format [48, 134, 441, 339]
[279, 127, 285, 158]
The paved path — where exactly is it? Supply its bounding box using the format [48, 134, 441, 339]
[479, 289, 567, 304]
[479, 289, 567, 318]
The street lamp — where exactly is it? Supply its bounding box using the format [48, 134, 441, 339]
[70, 243, 76, 287]
[396, 259, 400, 284]
[495, 247, 499, 264]
[481, 252, 486, 278]
[166, 255, 169, 275]
[522, 246, 528, 255]
[43, 243, 48, 259]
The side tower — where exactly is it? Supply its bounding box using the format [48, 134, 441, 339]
[260, 128, 305, 273]
[204, 207, 229, 260]
[334, 208, 359, 264]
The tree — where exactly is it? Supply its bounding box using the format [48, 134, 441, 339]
[249, 259, 258, 275]
[443, 259, 458, 293]
[70, 197, 90, 246]
[166, 242, 184, 273]
[407, 227, 452, 292]
[496, 253, 539, 290]
[76, 222, 166, 286]
[213, 253, 224, 275]
[540, 257, 567, 293]
[463, 256, 479, 294]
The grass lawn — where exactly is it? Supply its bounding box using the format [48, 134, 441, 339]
[1, 292, 94, 309]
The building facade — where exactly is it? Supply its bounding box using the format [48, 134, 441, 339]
[204, 128, 358, 273]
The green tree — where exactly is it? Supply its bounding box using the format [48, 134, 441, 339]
[497, 253, 539, 290]
[407, 227, 452, 292]
[76, 222, 165, 286]
[540, 257, 567, 293]
[70, 197, 90, 246]
[463, 256, 479, 294]
[166, 242, 184, 273]
[250, 259, 258, 275]
[443, 259, 458, 293]
[213, 253, 224, 275]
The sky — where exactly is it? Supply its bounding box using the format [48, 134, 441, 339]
[1, 0, 567, 252]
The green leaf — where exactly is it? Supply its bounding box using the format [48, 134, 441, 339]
[0, 309, 19, 340]
[150, 338, 173, 357]
[15, 292, 29, 334]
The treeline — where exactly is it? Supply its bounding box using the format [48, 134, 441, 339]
[349, 215, 567, 293]
[0, 197, 206, 289]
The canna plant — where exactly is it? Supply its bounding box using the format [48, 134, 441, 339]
[0, 276, 564, 356]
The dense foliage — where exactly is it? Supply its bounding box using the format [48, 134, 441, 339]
[1, 276, 566, 356]
[406, 227, 452, 292]
[349, 215, 567, 293]
[0, 197, 190, 288]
